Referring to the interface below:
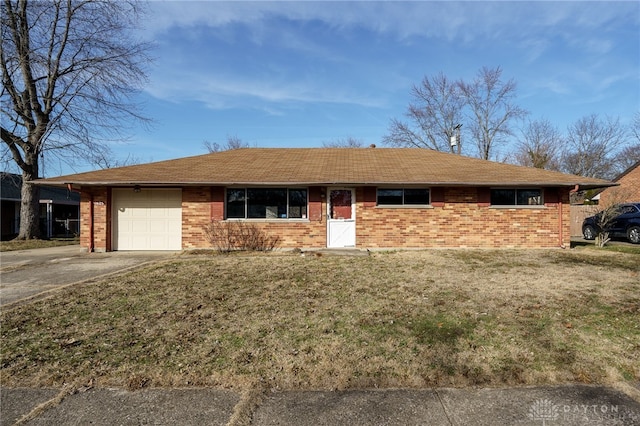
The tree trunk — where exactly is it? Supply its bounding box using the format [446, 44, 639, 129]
[17, 160, 41, 240]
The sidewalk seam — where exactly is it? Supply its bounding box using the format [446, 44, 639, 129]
[434, 389, 454, 426]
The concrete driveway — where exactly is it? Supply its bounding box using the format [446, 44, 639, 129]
[0, 246, 177, 307]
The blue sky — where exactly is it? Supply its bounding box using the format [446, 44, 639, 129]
[64, 1, 640, 174]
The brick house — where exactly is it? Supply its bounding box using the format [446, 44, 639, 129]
[598, 161, 640, 206]
[33, 148, 613, 251]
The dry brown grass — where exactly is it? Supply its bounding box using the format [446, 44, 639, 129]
[0, 238, 78, 252]
[1, 249, 638, 392]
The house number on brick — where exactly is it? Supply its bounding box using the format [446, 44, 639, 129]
[93, 201, 105, 206]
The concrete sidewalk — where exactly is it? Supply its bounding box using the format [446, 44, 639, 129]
[2, 385, 639, 425]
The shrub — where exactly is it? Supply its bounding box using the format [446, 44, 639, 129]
[204, 220, 280, 252]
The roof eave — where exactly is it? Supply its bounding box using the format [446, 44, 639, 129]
[31, 180, 618, 189]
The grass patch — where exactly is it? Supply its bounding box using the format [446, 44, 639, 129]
[0, 237, 79, 252]
[587, 245, 640, 256]
[571, 239, 640, 255]
[1, 250, 638, 391]
[547, 249, 640, 271]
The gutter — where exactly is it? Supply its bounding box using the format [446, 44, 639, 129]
[33, 180, 617, 190]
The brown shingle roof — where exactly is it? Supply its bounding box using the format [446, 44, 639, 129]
[33, 148, 614, 189]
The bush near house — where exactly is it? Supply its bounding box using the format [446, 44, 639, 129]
[204, 220, 280, 252]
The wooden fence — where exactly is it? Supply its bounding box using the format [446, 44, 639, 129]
[570, 205, 600, 237]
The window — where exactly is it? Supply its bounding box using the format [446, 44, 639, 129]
[226, 189, 246, 218]
[377, 188, 430, 205]
[619, 204, 640, 215]
[490, 189, 542, 206]
[226, 188, 308, 219]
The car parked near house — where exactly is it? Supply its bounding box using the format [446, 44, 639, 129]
[582, 202, 640, 244]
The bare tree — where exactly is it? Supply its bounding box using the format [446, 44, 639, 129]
[384, 72, 465, 153]
[613, 112, 640, 171]
[322, 137, 365, 148]
[613, 144, 640, 173]
[631, 111, 640, 143]
[1, 0, 151, 239]
[203, 136, 252, 153]
[458, 66, 528, 160]
[591, 204, 622, 248]
[560, 114, 626, 179]
[89, 147, 141, 170]
[512, 119, 562, 170]
[582, 189, 632, 247]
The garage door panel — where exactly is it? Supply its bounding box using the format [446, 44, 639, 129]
[113, 189, 182, 251]
[131, 209, 151, 218]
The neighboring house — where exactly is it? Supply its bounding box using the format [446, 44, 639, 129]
[1, 172, 80, 240]
[597, 161, 640, 205]
[33, 148, 613, 251]
[569, 161, 640, 236]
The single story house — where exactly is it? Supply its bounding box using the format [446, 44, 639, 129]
[33, 148, 613, 251]
[1, 172, 80, 240]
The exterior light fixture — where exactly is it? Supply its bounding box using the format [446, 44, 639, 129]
[133, 185, 141, 193]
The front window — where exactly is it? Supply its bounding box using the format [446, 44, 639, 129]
[377, 188, 430, 205]
[226, 189, 246, 218]
[226, 188, 308, 219]
[491, 189, 542, 206]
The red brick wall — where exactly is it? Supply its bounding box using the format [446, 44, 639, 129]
[357, 187, 570, 249]
[79, 185, 571, 250]
[183, 186, 328, 249]
[79, 186, 110, 252]
[182, 187, 213, 249]
[599, 165, 640, 205]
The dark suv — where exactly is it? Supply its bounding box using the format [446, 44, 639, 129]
[582, 202, 640, 244]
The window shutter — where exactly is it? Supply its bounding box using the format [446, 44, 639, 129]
[308, 186, 323, 221]
[544, 188, 559, 205]
[477, 187, 491, 207]
[363, 186, 376, 207]
[431, 187, 445, 207]
[211, 186, 224, 220]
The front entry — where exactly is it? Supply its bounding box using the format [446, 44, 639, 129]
[327, 188, 356, 248]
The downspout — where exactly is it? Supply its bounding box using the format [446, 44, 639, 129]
[89, 193, 94, 252]
[560, 185, 580, 249]
[68, 184, 94, 252]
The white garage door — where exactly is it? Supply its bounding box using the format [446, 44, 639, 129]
[113, 188, 182, 250]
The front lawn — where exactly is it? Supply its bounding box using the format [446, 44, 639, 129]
[1, 249, 638, 392]
[0, 237, 79, 252]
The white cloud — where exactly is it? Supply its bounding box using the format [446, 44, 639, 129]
[145, 68, 384, 110]
[143, 1, 636, 44]
[140, 1, 638, 114]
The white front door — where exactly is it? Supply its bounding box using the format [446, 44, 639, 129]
[327, 188, 356, 248]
